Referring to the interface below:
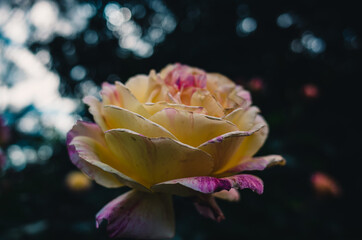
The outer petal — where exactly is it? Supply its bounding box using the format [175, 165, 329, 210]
[105, 129, 214, 188]
[190, 89, 225, 117]
[83, 96, 109, 131]
[198, 125, 264, 173]
[236, 115, 269, 157]
[217, 115, 269, 173]
[67, 121, 148, 191]
[213, 189, 240, 202]
[102, 105, 176, 139]
[67, 121, 121, 188]
[96, 190, 174, 239]
[227, 155, 286, 173]
[152, 174, 263, 196]
[224, 106, 260, 131]
[149, 108, 239, 147]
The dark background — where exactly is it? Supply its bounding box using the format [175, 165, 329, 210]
[1, 0, 361, 239]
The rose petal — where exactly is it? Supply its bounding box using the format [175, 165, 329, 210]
[206, 73, 236, 107]
[96, 190, 174, 239]
[102, 105, 176, 139]
[67, 121, 121, 188]
[114, 81, 150, 117]
[152, 174, 263, 196]
[149, 108, 239, 147]
[226, 155, 286, 173]
[197, 125, 264, 174]
[83, 96, 109, 131]
[224, 106, 260, 131]
[213, 188, 240, 202]
[101, 82, 121, 106]
[105, 129, 214, 188]
[67, 121, 148, 191]
[215, 115, 269, 173]
[144, 102, 207, 116]
[236, 115, 269, 157]
[190, 89, 225, 117]
[228, 85, 252, 109]
[194, 195, 225, 222]
[124, 74, 150, 103]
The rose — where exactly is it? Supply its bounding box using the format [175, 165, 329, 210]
[67, 63, 285, 239]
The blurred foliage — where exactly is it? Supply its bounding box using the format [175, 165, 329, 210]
[1, 0, 361, 239]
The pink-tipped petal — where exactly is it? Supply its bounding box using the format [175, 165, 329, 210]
[227, 155, 286, 173]
[152, 174, 263, 196]
[67, 121, 122, 188]
[67, 121, 148, 191]
[96, 190, 174, 239]
[101, 82, 121, 106]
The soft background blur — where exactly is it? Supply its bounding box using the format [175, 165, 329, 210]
[0, 0, 361, 239]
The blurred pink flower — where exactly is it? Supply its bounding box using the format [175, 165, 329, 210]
[303, 83, 319, 99]
[248, 77, 264, 91]
[311, 172, 341, 197]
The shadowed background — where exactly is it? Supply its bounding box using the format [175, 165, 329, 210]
[0, 0, 361, 239]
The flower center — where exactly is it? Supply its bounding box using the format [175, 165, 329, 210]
[164, 63, 207, 90]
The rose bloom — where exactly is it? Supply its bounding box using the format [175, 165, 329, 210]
[67, 63, 285, 239]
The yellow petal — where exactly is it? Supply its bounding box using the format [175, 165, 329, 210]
[105, 129, 214, 188]
[215, 115, 268, 173]
[237, 115, 268, 157]
[144, 102, 206, 116]
[198, 126, 264, 174]
[83, 96, 109, 131]
[224, 106, 260, 131]
[71, 136, 149, 191]
[102, 105, 176, 139]
[125, 74, 150, 103]
[68, 121, 148, 191]
[67, 121, 121, 188]
[114, 81, 150, 117]
[206, 73, 235, 107]
[190, 89, 225, 117]
[227, 85, 252, 109]
[149, 108, 239, 147]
